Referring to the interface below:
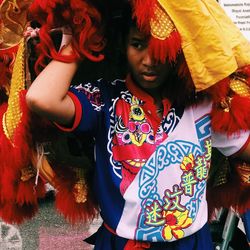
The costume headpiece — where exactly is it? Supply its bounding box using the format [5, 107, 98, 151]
[131, 0, 181, 63]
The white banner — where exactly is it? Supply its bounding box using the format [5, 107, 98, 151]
[218, 0, 250, 40]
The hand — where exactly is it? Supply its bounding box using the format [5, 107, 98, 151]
[24, 26, 40, 39]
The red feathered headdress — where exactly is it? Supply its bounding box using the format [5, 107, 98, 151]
[131, 0, 181, 63]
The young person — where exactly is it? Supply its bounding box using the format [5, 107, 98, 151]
[26, 1, 250, 249]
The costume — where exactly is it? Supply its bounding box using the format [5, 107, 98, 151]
[0, 0, 249, 242]
[0, 0, 100, 224]
[58, 75, 249, 248]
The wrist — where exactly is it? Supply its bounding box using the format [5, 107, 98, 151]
[60, 43, 74, 55]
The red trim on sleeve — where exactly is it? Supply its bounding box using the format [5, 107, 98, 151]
[230, 135, 250, 158]
[103, 223, 116, 235]
[54, 91, 82, 132]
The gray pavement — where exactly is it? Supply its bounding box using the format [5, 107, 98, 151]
[0, 192, 102, 250]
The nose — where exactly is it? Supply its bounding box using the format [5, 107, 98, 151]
[142, 49, 155, 67]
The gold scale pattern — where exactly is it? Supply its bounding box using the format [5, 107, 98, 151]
[73, 168, 88, 204]
[220, 75, 250, 112]
[230, 76, 250, 97]
[150, 2, 176, 40]
[2, 38, 25, 143]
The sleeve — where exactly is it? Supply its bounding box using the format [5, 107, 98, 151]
[212, 130, 250, 157]
[56, 81, 104, 133]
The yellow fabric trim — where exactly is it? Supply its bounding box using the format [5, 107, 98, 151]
[158, 0, 250, 91]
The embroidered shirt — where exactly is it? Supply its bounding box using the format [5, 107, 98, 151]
[63, 76, 249, 242]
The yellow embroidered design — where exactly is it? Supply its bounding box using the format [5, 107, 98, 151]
[180, 153, 195, 171]
[162, 209, 193, 240]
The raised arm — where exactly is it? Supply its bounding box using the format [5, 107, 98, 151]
[26, 44, 78, 126]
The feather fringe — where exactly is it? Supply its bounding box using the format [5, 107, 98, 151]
[149, 31, 181, 63]
[131, 0, 156, 34]
[207, 172, 250, 218]
[0, 202, 38, 225]
[52, 163, 98, 224]
[0, 91, 45, 224]
[55, 182, 98, 224]
[207, 71, 250, 134]
[0, 45, 19, 89]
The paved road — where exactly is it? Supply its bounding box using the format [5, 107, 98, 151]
[0, 192, 102, 250]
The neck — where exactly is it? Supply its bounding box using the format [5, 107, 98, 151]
[144, 87, 163, 105]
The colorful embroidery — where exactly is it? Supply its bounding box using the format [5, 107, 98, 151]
[162, 209, 193, 240]
[136, 126, 211, 241]
[144, 200, 193, 240]
[143, 184, 193, 241]
[129, 96, 152, 146]
[164, 185, 185, 212]
[75, 82, 104, 111]
[108, 92, 168, 194]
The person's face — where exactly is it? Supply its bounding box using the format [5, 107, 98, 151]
[127, 27, 171, 92]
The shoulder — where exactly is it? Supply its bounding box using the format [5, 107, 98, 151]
[188, 96, 213, 118]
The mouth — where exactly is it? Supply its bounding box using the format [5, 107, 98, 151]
[141, 72, 158, 82]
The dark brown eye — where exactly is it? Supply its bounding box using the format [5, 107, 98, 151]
[131, 41, 143, 50]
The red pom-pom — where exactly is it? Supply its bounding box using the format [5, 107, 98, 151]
[207, 74, 250, 134]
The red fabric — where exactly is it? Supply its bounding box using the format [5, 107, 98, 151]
[103, 223, 151, 250]
[124, 240, 151, 250]
[54, 91, 82, 132]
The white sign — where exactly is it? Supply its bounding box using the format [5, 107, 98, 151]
[218, 0, 250, 40]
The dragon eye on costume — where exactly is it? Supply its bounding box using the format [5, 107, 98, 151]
[147, 133, 155, 144]
[133, 107, 142, 115]
[122, 131, 131, 144]
[131, 106, 144, 121]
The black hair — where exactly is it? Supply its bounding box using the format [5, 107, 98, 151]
[72, 1, 133, 83]
[102, 1, 133, 79]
